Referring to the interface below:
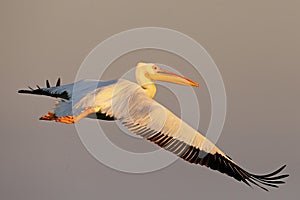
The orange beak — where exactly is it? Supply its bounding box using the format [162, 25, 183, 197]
[151, 68, 199, 87]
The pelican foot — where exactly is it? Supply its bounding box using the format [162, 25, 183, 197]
[55, 116, 75, 124]
[40, 112, 57, 121]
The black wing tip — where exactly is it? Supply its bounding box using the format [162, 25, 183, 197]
[18, 84, 43, 94]
[18, 89, 32, 94]
[18, 78, 69, 99]
[18, 84, 39, 93]
[205, 153, 289, 192]
[56, 77, 61, 86]
[46, 80, 50, 88]
[241, 164, 289, 191]
[46, 78, 61, 88]
[250, 164, 289, 179]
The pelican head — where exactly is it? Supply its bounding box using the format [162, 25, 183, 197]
[136, 62, 199, 87]
[135, 62, 199, 98]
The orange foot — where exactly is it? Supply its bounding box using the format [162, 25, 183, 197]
[55, 116, 75, 124]
[40, 112, 57, 121]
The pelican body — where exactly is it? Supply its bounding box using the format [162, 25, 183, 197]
[18, 62, 288, 191]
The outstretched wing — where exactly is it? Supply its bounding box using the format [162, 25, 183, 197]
[18, 78, 117, 118]
[68, 79, 289, 191]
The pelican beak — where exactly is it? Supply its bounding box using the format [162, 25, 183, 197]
[151, 68, 199, 87]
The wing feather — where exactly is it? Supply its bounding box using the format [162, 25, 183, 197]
[70, 79, 288, 191]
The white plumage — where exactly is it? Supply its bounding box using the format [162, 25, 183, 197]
[18, 62, 288, 191]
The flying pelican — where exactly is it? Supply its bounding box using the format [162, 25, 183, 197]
[18, 62, 288, 191]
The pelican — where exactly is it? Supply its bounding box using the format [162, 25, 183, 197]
[18, 62, 288, 191]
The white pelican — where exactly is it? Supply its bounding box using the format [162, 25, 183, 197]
[18, 62, 288, 191]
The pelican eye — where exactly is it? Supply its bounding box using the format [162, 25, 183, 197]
[152, 65, 158, 70]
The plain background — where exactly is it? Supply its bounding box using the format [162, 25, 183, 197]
[0, 0, 299, 199]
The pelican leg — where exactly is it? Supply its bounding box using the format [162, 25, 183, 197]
[40, 112, 74, 124]
[55, 116, 75, 124]
[55, 107, 96, 124]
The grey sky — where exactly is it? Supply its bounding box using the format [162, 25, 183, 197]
[0, 0, 299, 199]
